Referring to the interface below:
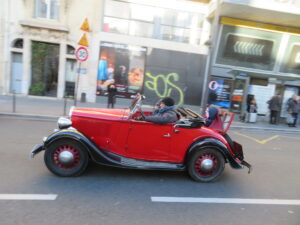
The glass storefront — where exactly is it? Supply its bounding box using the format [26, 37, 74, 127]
[96, 41, 206, 106]
[96, 42, 147, 98]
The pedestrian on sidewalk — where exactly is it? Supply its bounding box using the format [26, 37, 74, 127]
[107, 81, 117, 108]
[267, 94, 281, 124]
[287, 94, 299, 127]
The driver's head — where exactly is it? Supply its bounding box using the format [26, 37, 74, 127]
[160, 97, 175, 108]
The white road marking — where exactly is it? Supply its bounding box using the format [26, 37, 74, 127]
[0, 194, 57, 200]
[151, 197, 300, 205]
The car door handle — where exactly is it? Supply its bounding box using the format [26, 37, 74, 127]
[163, 133, 171, 138]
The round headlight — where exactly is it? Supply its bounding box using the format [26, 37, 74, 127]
[58, 117, 72, 129]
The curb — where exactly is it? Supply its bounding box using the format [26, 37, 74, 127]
[0, 113, 59, 121]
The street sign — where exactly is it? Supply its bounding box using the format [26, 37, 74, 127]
[75, 47, 88, 62]
[78, 33, 89, 47]
[77, 68, 87, 74]
[80, 18, 90, 32]
[208, 80, 219, 90]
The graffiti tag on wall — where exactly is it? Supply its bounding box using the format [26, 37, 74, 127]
[145, 72, 184, 106]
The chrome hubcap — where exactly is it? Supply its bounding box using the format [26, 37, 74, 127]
[58, 151, 74, 165]
[200, 158, 214, 171]
[195, 154, 218, 176]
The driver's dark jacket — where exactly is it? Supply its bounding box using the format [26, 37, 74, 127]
[144, 107, 179, 125]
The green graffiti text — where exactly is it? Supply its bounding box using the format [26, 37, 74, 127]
[145, 72, 184, 106]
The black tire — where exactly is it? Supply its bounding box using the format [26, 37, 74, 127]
[188, 148, 225, 182]
[44, 139, 89, 177]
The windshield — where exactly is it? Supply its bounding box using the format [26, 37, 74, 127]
[128, 93, 142, 118]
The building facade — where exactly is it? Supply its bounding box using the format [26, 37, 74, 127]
[1, 0, 300, 116]
[207, 0, 300, 117]
[0, 0, 210, 107]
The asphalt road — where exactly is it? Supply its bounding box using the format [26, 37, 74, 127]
[0, 117, 299, 225]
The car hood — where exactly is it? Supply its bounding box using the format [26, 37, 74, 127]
[72, 107, 130, 121]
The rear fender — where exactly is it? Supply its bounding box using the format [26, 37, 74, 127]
[187, 138, 242, 169]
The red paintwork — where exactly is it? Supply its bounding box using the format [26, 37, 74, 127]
[71, 102, 233, 163]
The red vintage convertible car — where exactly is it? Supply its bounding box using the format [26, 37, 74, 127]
[31, 94, 251, 182]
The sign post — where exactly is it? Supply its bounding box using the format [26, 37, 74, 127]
[74, 18, 90, 106]
[74, 46, 89, 106]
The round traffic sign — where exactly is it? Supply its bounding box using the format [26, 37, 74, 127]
[75, 47, 88, 62]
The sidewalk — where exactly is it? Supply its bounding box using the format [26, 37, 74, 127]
[1, 94, 300, 132]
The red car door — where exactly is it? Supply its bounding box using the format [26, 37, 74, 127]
[126, 120, 173, 161]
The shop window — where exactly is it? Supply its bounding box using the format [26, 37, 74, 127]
[12, 39, 23, 48]
[129, 21, 154, 38]
[96, 42, 146, 98]
[66, 45, 75, 55]
[103, 17, 129, 34]
[104, 0, 130, 19]
[35, 0, 59, 20]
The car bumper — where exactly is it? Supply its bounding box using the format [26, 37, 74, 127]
[30, 144, 44, 159]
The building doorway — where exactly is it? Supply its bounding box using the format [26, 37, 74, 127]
[29, 41, 59, 97]
[11, 53, 23, 94]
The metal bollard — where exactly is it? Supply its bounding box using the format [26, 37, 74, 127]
[12, 90, 16, 113]
[63, 96, 67, 116]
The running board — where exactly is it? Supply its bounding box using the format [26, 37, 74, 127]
[104, 151, 185, 171]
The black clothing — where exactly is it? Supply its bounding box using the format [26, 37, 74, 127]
[268, 95, 281, 124]
[107, 84, 117, 108]
[270, 110, 278, 124]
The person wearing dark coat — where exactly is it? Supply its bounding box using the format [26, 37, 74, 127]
[267, 95, 281, 124]
[107, 82, 117, 108]
[143, 97, 179, 124]
[287, 95, 299, 127]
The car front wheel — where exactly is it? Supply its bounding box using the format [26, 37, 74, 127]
[44, 139, 89, 177]
[188, 148, 225, 182]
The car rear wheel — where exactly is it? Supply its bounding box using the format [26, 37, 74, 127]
[44, 139, 89, 177]
[188, 148, 225, 182]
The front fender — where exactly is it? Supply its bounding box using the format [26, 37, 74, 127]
[187, 138, 242, 169]
[44, 129, 113, 165]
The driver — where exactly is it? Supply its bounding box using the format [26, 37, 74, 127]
[140, 97, 179, 124]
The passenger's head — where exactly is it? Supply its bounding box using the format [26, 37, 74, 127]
[160, 97, 175, 108]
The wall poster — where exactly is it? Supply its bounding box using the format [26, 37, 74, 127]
[96, 42, 147, 98]
[207, 77, 233, 108]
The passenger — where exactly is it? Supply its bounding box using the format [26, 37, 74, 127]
[205, 106, 219, 127]
[142, 97, 179, 124]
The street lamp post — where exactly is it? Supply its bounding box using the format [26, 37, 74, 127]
[200, 0, 221, 114]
